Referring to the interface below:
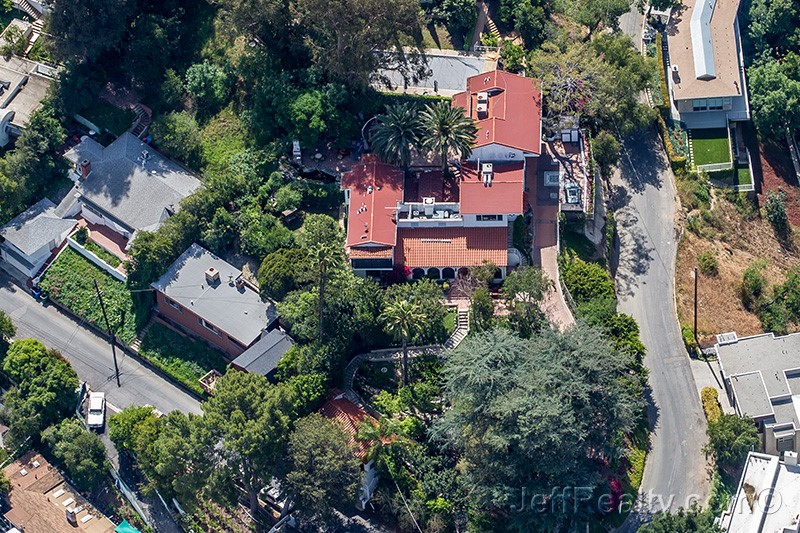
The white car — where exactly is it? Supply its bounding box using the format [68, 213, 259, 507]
[87, 392, 106, 430]
[292, 140, 302, 163]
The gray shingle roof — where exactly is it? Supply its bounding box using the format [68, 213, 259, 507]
[0, 199, 76, 255]
[151, 244, 277, 346]
[65, 133, 201, 232]
[231, 329, 293, 377]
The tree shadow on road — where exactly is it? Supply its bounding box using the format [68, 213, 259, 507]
[612, 207, 654, 299]
[618, 127, 670, 195]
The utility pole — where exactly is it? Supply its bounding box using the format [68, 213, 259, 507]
[93, 279, 121, 387]
[693, 267, 699, 351]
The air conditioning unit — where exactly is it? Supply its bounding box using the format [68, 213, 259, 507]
[476, 102, 488, 116]
[481, 162, 493, 187]
[423, 197, 435, 205]
[477, 91, 489, 103]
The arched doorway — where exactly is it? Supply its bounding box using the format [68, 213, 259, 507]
[412, 268, 424, 280]
[426, 267, 440, 280]
[442, 267, 455, 280]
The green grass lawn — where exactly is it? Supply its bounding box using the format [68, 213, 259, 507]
[83, 240, 122, 268]
[690, 128, 731, 166]
[444, 307, 456, 335]
[736, 166, 752, 186]
[138, 323, 228, 396]
[38, 247, 146, 344]
[79, 101, 136, 137]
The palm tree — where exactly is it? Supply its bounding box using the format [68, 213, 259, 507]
[419, 100, 478, 176]
[380, 299, 425, 385]
[368, 103, 422, 172]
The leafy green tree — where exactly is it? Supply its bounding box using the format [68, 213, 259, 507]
[513, 1, 546, 49]
[704, 414, 760, 472]
[150, 111, 203, 169]
[502, 266, 550, 337]
[419, 101, 477, 176]
[381, 299, 426, 385]
[289, 90, 331, 148]
[639, 505, 722, 533]
[109, 405, 158, 452]
[284, 414, 360, 527]
[258, 248, 310, 300]
[592, 130, 621, 177]
[741, 260, 768, 311]
[429, 0, 477, 40]
[470, 287, 495, 332]
[747, 0, 800, 58]
[47, 0, 136, 62]
[571, 0, 632, 37]
[385, 279, 447, 343]
[185, 60, 231, 112]
[561, 255, 616, 303]
[123, 13, 181, 94]
[433, 326, 641, 530]
[236, 205, 295, 257]
[292, 0, 424, 87]
[0, 309, 14, 348]
[747, 56, 800, 137]
[2, 339, 79, 436]
[42, 419, 108, 492]
[273, 185, 302, 213]
[298, 213, 343, 249]
[201, 208, 237, 255]
[201, 371, 294, 514]
[369, 103, 422, 171]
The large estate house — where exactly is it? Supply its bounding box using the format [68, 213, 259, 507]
[341, 69, 543, 280]
[665, 0, 750, 129]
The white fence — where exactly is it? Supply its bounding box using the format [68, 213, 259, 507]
[697, 161, 734, 172]
[67, 238, 127, 281]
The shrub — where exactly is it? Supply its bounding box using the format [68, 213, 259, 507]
[764, 190, 789, 236]
[500, 41, 526, 72]
[150, 111, 203, 170]
[701, 387, 722, 422]
[74, 226, 88, 244]
[741, 260, 767, 311]
[561, 254, 615, 304]
[655, 33, 670, 112]
[704, 414, 760, 471]
[697, 251, 718, 276]
[681, 324, 698, 355]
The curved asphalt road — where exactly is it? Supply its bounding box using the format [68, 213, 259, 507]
[611, 129, 710, 531]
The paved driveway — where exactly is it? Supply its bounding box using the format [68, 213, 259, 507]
[0, 271, 201, 415]
[612, 128, 710, 530]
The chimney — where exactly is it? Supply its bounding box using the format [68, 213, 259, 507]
[204, 267, 220, 286]
[79, 159, 91, 179]
[235, 277, 245, 290]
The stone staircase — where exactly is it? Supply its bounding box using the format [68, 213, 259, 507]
[444, 308, 469, 350]
[14, 0, 42, 20]
[23, 19, 44, 57]
[485, 17, 500, 39]
[130, 317, 155, 352]
[129, 103, 152, 139]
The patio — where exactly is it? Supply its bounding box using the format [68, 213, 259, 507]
[72, 216, 129, 274]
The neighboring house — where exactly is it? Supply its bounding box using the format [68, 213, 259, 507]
[230, 328, 293, 381]
[151, 243, 278, 358]
[719, 451, 800, 532]
[665, 0, 750, 129]
[715, 331, 800, 456]
[0, 46, 57, 147]
[4, 451, 117, 533]
[341, 69, 543, 280]
[0, 198, 76, 278]
[319, 391, 381, 511]
[61, 133, 202, 247]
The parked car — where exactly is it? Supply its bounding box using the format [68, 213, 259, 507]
[292, 140, 302, 163]
[87, 392, 106, 430]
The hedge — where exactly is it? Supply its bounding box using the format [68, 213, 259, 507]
[701, 386, 722, 422]
[656, 33, 670, 113]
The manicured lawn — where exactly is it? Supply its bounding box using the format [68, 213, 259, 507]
[690, 128, 731, 166]
[736, 166, 752, 186]
[79, 101, 136, 137]
[138, 323, 228, 396]
[38, 247, 145, 344]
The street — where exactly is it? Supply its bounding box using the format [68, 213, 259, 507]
[0, 271, 202, 415]
[612, 128, 710, 530]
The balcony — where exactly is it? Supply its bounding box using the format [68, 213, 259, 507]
[396, 199, 462, 225]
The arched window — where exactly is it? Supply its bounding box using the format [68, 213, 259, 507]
[442, 267, 455, 279]
[412, 268, 425, 280]
[426, 268, 440, 280]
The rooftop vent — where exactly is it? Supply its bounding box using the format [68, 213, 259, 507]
[481, 163, 493, 187]
[205, 267, 220, 286]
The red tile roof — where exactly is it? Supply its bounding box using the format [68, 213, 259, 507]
[452, 70, 542, 155]
[341, 155, 403, 248]
[319, 390, 378, 459]
[396, 226, 508, 268]
[459, 161, 525, 215]
[347, 246, 394, 259]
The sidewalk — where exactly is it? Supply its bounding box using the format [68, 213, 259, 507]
[688, 357, 735, 414]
